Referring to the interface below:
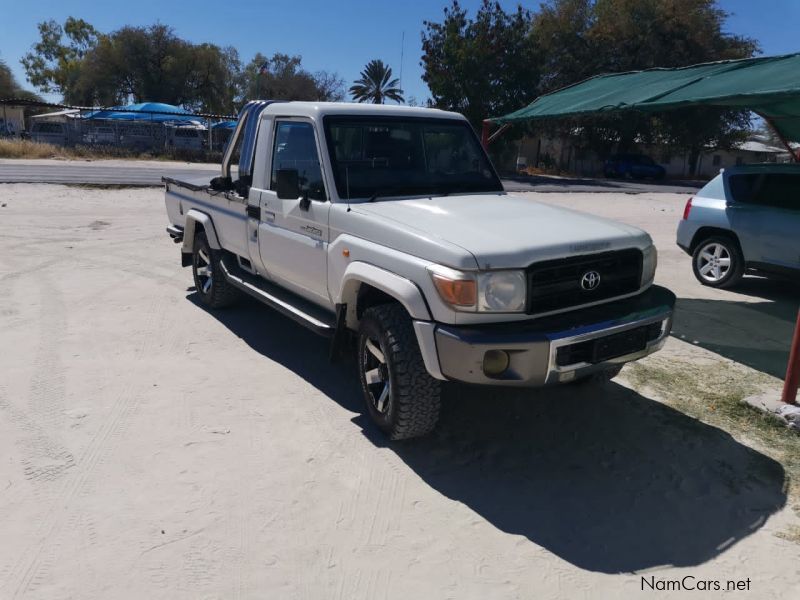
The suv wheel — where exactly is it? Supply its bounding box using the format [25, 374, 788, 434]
[692, 236, 744, 289]
[357, 304, 442, 440]
[192, 231, 239, 308]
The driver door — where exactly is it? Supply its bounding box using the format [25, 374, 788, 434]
[258, 119, 332, 306]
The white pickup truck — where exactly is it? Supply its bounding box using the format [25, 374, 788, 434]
[164, 101, 675, 439]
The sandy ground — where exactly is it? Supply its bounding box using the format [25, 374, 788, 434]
[0, 184, 798, 599]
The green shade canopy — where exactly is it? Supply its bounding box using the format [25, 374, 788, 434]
[492, 53, 800, 142]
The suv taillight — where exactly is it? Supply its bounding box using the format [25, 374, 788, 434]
[682, 197, 693, 220]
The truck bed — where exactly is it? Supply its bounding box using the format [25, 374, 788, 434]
[163, 175, 250, 259]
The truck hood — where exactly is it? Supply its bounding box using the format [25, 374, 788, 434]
[351, 193, 651, 269]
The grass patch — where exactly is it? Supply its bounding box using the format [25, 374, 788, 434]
[0, 138, 64, 159]
[0, 138, 221, 163]
[625, 356, 800, 540]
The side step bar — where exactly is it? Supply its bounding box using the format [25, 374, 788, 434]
[219, 255, 336, 338]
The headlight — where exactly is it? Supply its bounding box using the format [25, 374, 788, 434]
[641, 244, 657, 286]
[478, 271, 526, 312]
[428, 266, 527, 313]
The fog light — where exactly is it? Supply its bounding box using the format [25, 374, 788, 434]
[483, 350, 510, 376]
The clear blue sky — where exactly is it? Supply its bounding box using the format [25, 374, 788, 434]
[1, 0, 798, 105]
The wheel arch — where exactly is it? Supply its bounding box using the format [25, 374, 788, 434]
[689, 226, 741, 254]
[338, 262, 432, 331]
[182, 209, 222, 256]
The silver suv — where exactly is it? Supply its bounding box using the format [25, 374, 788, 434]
[676, 164, 800, 288]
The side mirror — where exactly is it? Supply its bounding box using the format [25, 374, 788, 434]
[275, 169, 300, 199]
[299, 192, 311, 211]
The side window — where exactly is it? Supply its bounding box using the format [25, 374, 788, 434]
[728, 174, 761, 204]
[729, 173, 800, 210]
[753, 174, 800, 211]
[270, 121, 326, 201]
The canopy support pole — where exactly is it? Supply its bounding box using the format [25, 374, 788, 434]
[782, 309, 800, 405]
[756, 112, 798, 162]
[481, 120, 510, 150]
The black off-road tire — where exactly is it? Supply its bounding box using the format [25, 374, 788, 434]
[691, 235, 744, 289]
[192, 231, 239, 309]
[358, 304, 442, 440]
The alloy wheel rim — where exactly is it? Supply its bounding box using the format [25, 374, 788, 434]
[196, 249, 213, 294]
[696, 243, 731, 282]
[362, 336, 391, 414]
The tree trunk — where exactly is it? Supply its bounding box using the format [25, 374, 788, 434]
[687, 148, 701, 176]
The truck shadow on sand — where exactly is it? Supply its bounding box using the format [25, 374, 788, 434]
[674, 278, 800, 378]
[190, 293, 787, 575]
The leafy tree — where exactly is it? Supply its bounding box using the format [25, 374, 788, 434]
[24, 20, 244, 113]
[421, 1, 540, 130]
[240, 53, 344, 103]
[21, 17, 98, 98]
[0, 58, 41, 101]
[423, 0, 758, 173]
[349, 59, 404, 104]
[588, 0, 758, 172]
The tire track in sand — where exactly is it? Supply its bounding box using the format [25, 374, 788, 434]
[8, 296, 166, 598]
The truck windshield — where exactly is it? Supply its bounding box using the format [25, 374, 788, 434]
[323, 116, 503, 200]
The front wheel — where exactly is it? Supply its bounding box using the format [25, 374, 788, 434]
[357, 304, 442, 440]
[691, 236, 744, 289]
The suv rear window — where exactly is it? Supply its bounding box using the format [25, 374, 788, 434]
[729, 173, 800, 210]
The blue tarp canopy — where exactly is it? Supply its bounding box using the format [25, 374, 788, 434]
[211, 120, 237, 129]
[83, 102, 200, 122]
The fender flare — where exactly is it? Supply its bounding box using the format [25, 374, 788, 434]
[338, 262, 432, 328]
[181, 209, 222, 255]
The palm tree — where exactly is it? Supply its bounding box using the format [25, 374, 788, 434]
[349, 60, 404, 104]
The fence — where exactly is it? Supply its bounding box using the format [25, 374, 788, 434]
[28, 118, 233, 153]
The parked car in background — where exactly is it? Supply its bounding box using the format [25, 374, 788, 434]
[676, 164, 800, 288]
[165, 124, 205, 152]
[83, 125, 118, 145]
[604, 154, 666, 180]
[119, 124, 160, 151]
[30, 121, 71, 146]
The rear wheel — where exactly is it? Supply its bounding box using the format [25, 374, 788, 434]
[691, 236, 744, 289]
[357, 304, 441, 440]
[192, 231, 238, 308]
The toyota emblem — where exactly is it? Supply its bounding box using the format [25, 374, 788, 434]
[581, 270, 601, 291]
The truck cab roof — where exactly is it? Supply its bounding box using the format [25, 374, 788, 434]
[257, 101, 465, 122]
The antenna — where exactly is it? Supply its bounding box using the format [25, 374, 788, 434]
[399, 31, 405, 93]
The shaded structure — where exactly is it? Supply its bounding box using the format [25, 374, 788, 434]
[484, 53, 800, 158]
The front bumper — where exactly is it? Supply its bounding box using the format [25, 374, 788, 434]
[431, 285, 675, 386]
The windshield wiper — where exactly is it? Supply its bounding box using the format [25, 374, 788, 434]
[367, 188, 402, 202]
